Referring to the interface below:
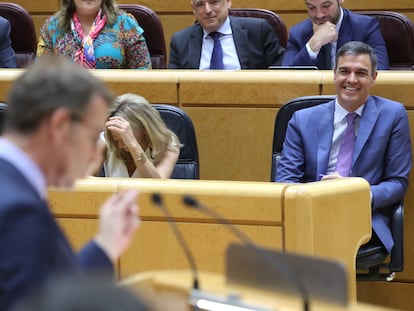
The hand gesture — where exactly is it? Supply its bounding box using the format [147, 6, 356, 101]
[106, 116, 139, 151]
[309, 21, 338, 52]
[94, 190, 140, 261]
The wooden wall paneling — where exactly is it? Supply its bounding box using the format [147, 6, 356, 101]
[12, 0, 59, 12]
[177, 70, 322, 105]
[357, 281, 414, 310]
[184, 106, 276, 181]
[93, 70, 179, 104]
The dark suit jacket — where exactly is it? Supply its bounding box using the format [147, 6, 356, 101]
[0, 17, 16, 68]
[276, 96, 412, 253]
[282, 9, 389, 70]
[168, 16, 285, 69]
[0, 159, 113, 310]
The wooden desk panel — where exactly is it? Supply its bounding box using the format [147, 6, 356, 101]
[49, 177, 371, 303]
[178, 70, 322, 106]
[123, 271, 395, 311]
[93, 70, 179, 104]
[121, 221, 283, 277]
[185, 107, 276, 181]
[284, 179, 372, 303]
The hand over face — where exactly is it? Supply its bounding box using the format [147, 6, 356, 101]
[311, 21, 338, 50]
[106, 116, 138, 151]
[95, 190, 140, 261]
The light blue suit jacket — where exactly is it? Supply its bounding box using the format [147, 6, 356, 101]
[276, 96, 412, 253]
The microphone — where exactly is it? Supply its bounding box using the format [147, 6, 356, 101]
[183, 195, 309, 311]
[151, 193, 199, 290]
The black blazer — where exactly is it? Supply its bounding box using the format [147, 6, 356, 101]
[168, 16, 285, 69]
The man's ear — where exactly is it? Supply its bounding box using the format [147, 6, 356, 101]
[227, 0, 232, 9]
[47, 107, 72, 144]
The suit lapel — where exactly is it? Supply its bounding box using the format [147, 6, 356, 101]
[337, 9, 351, 49]
[189, 25, 203, 68]
[230, 16, 249, 68]
[317, 101, 335, 175]
[353, 97, 378, 166]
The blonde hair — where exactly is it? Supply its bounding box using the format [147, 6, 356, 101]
[105, 94, 180, 164]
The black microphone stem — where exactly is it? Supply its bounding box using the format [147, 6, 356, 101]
[183, 195, 309, 311]
[152, 193, 199, 290]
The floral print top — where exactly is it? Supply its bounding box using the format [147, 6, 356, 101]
[37, 11, 152, 69]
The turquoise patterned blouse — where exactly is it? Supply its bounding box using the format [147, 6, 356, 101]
[37, 11, 152, 69]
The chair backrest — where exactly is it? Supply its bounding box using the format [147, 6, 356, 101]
[271, 95, 335, 181]
[118, 4, 166, 69]
[153, 104, 199, 179]
[355, 11, 414, 70]
[0, 2, 37, 68]
[229, 8, 287, 48]
[0, 102, 7, 135]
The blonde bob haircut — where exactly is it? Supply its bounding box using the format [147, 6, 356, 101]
[105, 93, 180, 164]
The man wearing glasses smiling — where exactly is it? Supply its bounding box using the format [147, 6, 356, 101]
[168, 0, 285, 69]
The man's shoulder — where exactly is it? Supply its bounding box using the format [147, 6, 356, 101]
[369, 96, 405, 111]
[289, 18, 313, 32]
[0, 16, 9, 28]
[294, 100, 334, 116]
[229, 15, 268, 27]
[344, 9, 376, 26]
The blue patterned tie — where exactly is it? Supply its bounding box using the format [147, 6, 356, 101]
[336, 112, 358, 176]
[209, 32, 224, 69]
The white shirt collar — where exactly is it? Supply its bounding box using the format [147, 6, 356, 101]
[202, 16, 232, 39]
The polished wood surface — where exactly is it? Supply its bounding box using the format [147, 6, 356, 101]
[122, 270, 396, 311]
[49, 177, 371, 303]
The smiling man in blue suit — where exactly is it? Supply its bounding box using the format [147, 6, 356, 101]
[277, 41, 411, 255]
[282, 0, 389, 70]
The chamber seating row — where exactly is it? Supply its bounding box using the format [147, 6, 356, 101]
[1, 2, 414, 69]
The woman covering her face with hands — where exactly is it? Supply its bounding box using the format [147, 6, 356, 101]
[90, 93, 180, 178]
[37, 0, 152, 69]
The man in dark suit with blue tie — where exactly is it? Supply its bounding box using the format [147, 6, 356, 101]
[0, 56, 140, 310]
[277, 41, 411, 255]
[168, 0, 285, 69]
[0, 16, 16, 68]
[282, 0, 389, 70]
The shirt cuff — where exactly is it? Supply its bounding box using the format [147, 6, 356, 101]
[306, 42, 319, 60]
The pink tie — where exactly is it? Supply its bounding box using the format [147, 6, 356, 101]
[336, 112, 358, 176]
